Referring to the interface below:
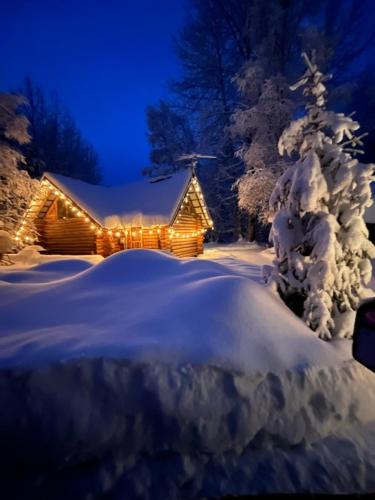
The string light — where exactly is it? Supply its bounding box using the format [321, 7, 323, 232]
[16, 176, 213, 247]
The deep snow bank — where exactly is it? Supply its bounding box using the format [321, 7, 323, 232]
[0, 358, 374, 498]
[1, 249, 373, 498]
[0, 249, 350, 371]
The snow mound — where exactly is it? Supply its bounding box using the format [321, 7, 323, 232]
[0, 359, 374, 498]
[0, 249, 350, 371]
[8, 245, 45, 266]
[0, 259, 93, 284]
[0, 249, 373, 497]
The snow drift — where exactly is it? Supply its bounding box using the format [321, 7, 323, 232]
[1, 359, 374, 498]
[0, 249, 374, 498]
[0, 249, 349, 371]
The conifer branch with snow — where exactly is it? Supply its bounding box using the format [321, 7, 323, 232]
[270, 53, 375, 340]
[0, 93, 39, 253]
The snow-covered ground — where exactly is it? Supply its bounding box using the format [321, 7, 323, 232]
[0, 243, 374, 498]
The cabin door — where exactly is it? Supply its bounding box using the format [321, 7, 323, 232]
[130, 230, 142, 249]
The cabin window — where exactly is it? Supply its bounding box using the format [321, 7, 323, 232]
[57, 199, 74, 219]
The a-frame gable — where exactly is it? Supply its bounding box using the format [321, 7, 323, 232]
[171, 174, 213, 229]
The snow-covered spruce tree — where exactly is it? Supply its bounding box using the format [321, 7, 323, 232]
[0, 92, 39, 250]
[270, 53, 375, 339]
[230, 64, 292, 230]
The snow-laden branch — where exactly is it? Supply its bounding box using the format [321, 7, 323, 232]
[270, 53, 375, 339]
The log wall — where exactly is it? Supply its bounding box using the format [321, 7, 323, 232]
[170, 212, 203, 258]
[35, 199, 96, 255]
[36, 219, 96, 255]
[35, 195, 205, 258]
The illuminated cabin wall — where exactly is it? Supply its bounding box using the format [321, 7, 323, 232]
[35, 198, 96, 254]
[170, 198, 204, 258]
[32, 180, 207, 258]
[96, 227, 165, 257]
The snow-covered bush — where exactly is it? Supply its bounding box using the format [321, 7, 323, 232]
[0, 230, 12, 254]
[231, 64, 292, 225]
[0, 92, 39, 250]
[270, 53, 375, 339]
[10, 245, 44, 267]
[0, 230, 13, 264]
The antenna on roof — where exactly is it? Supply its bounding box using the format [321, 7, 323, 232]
[176, 153, 216, 173]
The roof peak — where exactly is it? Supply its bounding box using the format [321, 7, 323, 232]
[44, 169, 192, 189]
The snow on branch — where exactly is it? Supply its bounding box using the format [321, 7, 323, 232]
[270, 53, 375, 340]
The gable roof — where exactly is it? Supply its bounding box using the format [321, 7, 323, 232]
[42, 170, 211, 229]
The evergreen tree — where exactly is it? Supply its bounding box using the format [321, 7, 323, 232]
[0, 92, 39, 250]
[270, 53, 375, 339]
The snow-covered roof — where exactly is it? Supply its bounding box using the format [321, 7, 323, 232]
[43, 170, 199, 228]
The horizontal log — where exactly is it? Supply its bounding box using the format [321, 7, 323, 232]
[40, 239, 96, 245]
[39, 233, 94, 239]
[42, 223, 93, 230]
[39, 245, 95, 251]
[42, 226, 94, 233]
[42, 249, 95, 254]
[171, 240, 198, 245]
[172, 245, 198, 252]
[172, 250, 197, 258]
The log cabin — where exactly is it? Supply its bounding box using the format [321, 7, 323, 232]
[19, 170, 213, 258]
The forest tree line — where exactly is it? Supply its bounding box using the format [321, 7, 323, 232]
[145, 0, 375, 242]
[13, 78, 100, 185]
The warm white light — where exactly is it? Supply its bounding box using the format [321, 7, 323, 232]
[132, 231, 136, 237]
[115, 231, 121, 237]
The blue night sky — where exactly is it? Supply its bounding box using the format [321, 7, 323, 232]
[1, 0, 186, 185]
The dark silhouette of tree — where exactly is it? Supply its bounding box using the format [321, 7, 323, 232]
[144, 100, 195, 176]
[20, 78, 101, 184]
